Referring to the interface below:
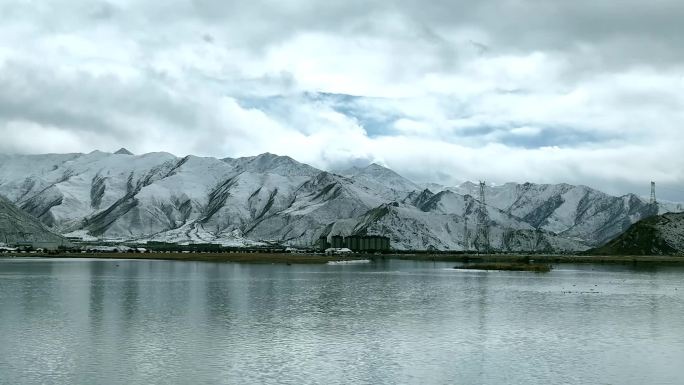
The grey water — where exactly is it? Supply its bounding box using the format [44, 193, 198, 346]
[1, 258, 683, 385]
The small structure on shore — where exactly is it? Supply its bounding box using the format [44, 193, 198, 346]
[325, 247, 353, 256]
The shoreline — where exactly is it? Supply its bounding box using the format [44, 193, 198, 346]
[1, 252, 347, 264]
[2, 252, 684, 265]
[390, 253, 684, 265]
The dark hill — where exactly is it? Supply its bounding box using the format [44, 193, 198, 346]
[591, 212, 684, 256]
[0, 195, 66, 247]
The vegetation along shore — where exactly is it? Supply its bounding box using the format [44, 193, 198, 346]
[2, 251, 684, 265]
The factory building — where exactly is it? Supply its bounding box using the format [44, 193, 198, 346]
[318, 234, 390, 252]
[318, 236, 329, 251]
[331, 235, 345, 249]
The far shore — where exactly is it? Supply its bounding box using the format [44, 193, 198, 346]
[2, 251, 684, 265]
[1, 252, 350, 264]
[392, 253, 684, 265]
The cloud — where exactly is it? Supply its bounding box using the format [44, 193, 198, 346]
[0, 0, 683, 201]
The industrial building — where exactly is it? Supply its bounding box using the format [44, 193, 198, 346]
[318, 234, 390, 252]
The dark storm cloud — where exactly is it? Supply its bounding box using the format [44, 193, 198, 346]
[177, 0, 684, 69]
[0, 62, 196, 140]
[6, 1, 684, 57]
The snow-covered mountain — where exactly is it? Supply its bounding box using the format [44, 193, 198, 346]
[0, 150, 679, 251]
[338, 163, 422, 200]
[0, 194, 66, 246]
[451, 182, 672, 246]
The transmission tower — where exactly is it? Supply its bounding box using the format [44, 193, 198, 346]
[463, 216, 470, 250]
[650, 181, 657, 205]
[474, 181, 491, 253]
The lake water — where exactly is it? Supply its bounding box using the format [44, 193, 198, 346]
[1, 258, 683, 385]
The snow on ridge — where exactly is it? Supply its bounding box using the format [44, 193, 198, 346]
[232, 152, 322, 177]
[139, 224, 265, 247]
[1, 150, 682, 251]
[114, 148, 134, 155]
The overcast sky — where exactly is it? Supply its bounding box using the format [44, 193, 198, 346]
[1, 0, 683, 200]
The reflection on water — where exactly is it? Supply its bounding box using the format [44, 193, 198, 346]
[1, 258, 683, 385]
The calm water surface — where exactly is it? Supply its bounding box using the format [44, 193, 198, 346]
[1, 258, 683, 385]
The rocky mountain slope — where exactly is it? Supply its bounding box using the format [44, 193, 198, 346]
[591, 212, 684, 255]
[0, 149, 680, 251]
[0, 194, 66, 246]
[451, 182, 672, 246]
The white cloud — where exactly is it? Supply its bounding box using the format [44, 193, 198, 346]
[509, 126, 542, 137]
[0, 0, 683, 201]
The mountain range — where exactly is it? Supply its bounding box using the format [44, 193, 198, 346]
[0, 149, 681, 251]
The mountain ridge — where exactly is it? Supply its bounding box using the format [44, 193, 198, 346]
[0, 150, 680, 251]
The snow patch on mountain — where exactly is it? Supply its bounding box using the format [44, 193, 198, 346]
[140, 223, 265, 247]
